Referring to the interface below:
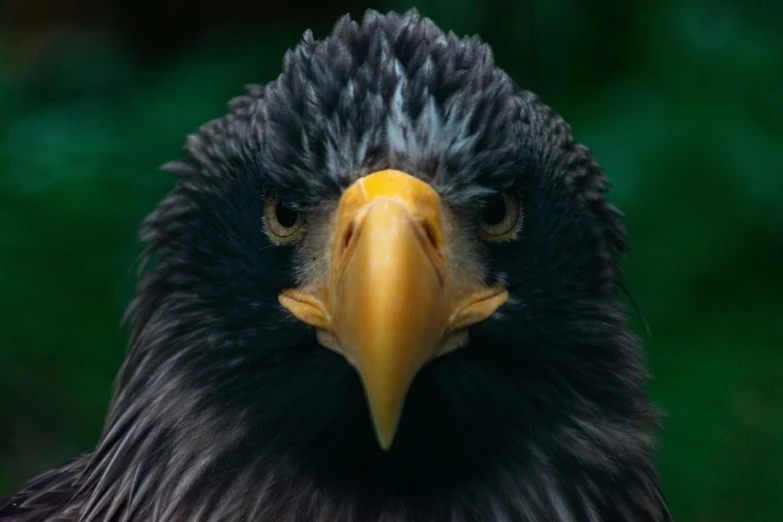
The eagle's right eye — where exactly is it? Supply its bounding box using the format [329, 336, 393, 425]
[264, 194, 306, 244]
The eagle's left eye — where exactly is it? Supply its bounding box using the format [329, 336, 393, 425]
[264, 194, 306, 244]
[478, 185, 524, 242]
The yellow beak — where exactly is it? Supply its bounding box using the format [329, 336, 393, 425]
[279, 170, 508, 449]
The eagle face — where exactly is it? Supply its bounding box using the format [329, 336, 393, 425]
[136, 2, 649, 501]
[0, 9, 669, 522]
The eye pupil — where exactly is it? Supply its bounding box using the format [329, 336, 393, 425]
[275, 203, 299, 228]
[481, 194, 507, 226]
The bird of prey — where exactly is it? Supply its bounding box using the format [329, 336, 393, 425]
[0, 9, 671, 522]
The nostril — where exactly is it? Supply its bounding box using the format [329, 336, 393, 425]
[343, 221, 356, 254]
[422, 221, 440, 250]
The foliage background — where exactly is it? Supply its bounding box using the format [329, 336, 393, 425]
[1, 1, 781, 520]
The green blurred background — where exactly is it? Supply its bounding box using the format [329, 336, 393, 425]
[0, 0, 781, 520]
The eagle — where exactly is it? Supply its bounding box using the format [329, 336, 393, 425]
[0, 9, 671, 522]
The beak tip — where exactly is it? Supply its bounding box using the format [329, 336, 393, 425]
[373, 421, 398, 451]
[364, 384, 404, 451]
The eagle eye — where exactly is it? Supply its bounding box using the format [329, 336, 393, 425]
[478, 185, 524, 242]
[264, 194, 306, 244]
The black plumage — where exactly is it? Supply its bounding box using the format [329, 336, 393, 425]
[0, 9, 671, 522]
